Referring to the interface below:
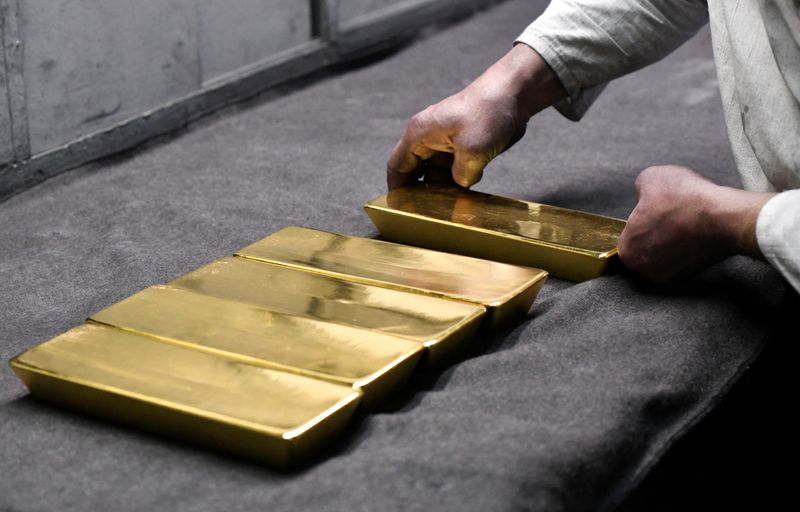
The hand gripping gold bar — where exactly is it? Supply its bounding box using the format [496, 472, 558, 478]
[235, 226, 547, 330]
[9, 323, 361, 468]
[364, 184, 626, 282]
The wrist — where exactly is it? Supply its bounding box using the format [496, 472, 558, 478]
[707, 186, 775, 259]
[478, 44, 567, 120]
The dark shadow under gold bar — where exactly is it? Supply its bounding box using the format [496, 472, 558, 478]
[235, 226, 547, 329]
[9, 323, 362, 468]
[364, 184, 626, 282]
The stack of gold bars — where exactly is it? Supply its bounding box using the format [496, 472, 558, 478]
[9, 185, 625, 467]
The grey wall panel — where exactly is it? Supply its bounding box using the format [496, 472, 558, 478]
[20, 0, 201, 154]
[1, 0, 24, 164]
[199, 0, 312, 84]
[338, 0, 396, 22]
[0, 67, 13, 164]
[2, 0, 505, 201]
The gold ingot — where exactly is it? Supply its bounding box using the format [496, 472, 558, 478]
[90, 285, 423, 407]
[9, 323, 361, 467]
[364, 184, 626, 282]
[170, 257, 485, 364]
[236, 226, 547, 329]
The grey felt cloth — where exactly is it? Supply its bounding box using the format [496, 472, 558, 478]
[0, 1, 787, 510]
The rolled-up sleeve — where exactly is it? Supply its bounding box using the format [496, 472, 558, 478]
[516, 0, 709, 120]
[756, 190, 800, 294]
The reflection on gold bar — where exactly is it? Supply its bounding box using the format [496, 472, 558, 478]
[235, 226, 547, 329]
[90, 285, 423, 406]
[364, 184, 626, 282]
[170, 257, 485, 364]
[9, 323, 361, 467]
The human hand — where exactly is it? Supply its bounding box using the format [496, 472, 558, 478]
[618, 165, 775, 282]
[387, 44, 566, 190]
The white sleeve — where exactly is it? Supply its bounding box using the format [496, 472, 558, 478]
[756, 190, 800, 294]
[516, 0, 709, 120]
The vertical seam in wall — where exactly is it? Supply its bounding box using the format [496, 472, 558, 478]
[0, 0, 30, 162]
[0, 0, 14, 162]
[312, 0, 339, 43]
[192, 1, 204, 89]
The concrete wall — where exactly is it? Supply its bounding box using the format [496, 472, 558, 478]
[1, 0, 27, 168]
[0, 63, 12, 164]
[0, 0, 503, 201]
[339, 0, 396, 22]
[199, 1, 313, 84]
[21, 0, 201, 155]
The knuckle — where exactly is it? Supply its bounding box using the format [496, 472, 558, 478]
[637, 166, 659, 181]
[405, 117, 422, 134]
[405, 115, 424, 132]
[635, 166, 663, 192]
[409, 108, 435, 129]
[455, 135, 489, 159]
[460, 140, 485, 155]
[457, 145, 479, 160]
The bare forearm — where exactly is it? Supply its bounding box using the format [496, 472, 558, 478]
[481, 44, 567, 120]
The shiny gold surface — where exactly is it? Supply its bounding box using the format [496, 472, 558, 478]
[364, 184, 626, 281]
[9, 323, 361, 467]
[90, 285, 423, 406]
[236, 226, 548, 329]
[170, 257, 486, 364]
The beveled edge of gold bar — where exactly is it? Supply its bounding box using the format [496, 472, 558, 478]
[9, 351, 362, 441]
[422, 304, 486, 349]
[416, 302, 486, 365]
[8, 325, 364, 467]
[346, 347, 423, 398]
[363, 195, 622, 260]
[9, 354, 362, 467]
[9, 356, 289, 438]
[235, 226, 549, 309]
[281, 392, 362, 441]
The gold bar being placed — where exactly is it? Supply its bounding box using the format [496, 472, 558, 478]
[364, 184, 626, 282]
[90, 285, 423, 407]
[235, 227, 547, 329]
[9, 323, 361, 467]
[170, 257, 486, 365]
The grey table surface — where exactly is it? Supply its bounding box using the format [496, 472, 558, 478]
[0, 1, 786, 511]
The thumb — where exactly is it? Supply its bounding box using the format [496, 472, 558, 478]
[451, 151, 486, 188]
